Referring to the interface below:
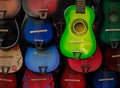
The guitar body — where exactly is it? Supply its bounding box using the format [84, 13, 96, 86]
[105, 48, 120, 72]
[0, 19, 19, 49]
[0, 0, 21, 18]
[22, 16, 56, 48]
[0, 44, 23, 74]
[22, 0, 58, 17]
[60, 5, 96, 59]
[60, 64, 86, 88]
[25, 45, 60, 73]
[92, 68, 117, 88]
[100, 0, 120, 47]
[68, 47, 102, 73]
[22, 69, 54, 88]
[0, 73, 17, 88]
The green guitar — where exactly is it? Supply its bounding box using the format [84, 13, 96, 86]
[100, 0, 120, 48]
[60, 0, 96, 59]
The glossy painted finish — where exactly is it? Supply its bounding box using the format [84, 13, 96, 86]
[25, 45, 60, 73]
[92, 68, 117, 88]
[68, 47, 102, 73]
[0, 19, 19, 49]
[100, 0, 120, 45]
[22, 16, 55, 48]
[60, 5, 96, 59]
[0, 0, 21, 18]
[22, 0, 58, 17]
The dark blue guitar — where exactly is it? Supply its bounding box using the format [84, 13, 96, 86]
[25, 45, 60, 73]
[92, 68, 117, 88]
[22, 16, 56, 49]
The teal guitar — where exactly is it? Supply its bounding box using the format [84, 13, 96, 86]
[100, 0, 120, 48]
[60, 0, 96, 59]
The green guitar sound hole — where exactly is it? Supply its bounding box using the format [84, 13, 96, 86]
[71, 19, 88, 36]
[109, 12, 119, 22]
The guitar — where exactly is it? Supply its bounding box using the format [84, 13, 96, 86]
[22, 69, 54, 88]
[0, 73, 17, 88]
[0, 44, 23, 74]
[0, 18, 19, 49]
[92, 68, 117, 88]
[60, 64, 86, 88]
[0, 0, 21, 19]
[68, 47, 102, 73]
[99, 0, 120, 48]
[60, 0, 96, 59]
[25, 45, 60, 73]
[105, 48, 120, 72]
[22, 0, 59, 19]
[22, 16, 56, 49]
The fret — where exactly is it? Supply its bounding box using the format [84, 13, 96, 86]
[76, 0, 85, 13]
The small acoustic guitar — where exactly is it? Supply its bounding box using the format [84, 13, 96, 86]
[60, 0, 96, 59]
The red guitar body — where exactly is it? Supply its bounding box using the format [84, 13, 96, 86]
[22, 69, 54, 88]
[60, 64, 86, 88]
[68, 47, 102, 73]
[22, 0, 59, 18]
[0, 73, 17, 88]
[105, 48, 120, 72]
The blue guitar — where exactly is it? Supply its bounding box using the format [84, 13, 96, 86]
[22, 16, 56, 49]
[25, 45, 60, 73]
[92, 68, 117, 88]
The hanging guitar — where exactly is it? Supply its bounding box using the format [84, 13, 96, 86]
[25, 45, 60, 73]
[105, 48, 120, 72]
[99, 0, 120, 48]
[0, 18, 19, 49]
[0, 0, 21, 19]
[0, 0, 20, 49]
[22, 69, 54, 88]
[0, 73, 17, 88]
[21, 16, 56, 49]
[0, 44, 23, 74]
[68, 47, 102, 73]
[92, 67, 117, 88]
[60, 0, 96, 59]
[22, 0, 59, 19]
[60, 64, 86, 88]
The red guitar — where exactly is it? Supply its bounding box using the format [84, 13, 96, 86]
[60, 64, 86, 88]
[22, 69, 54, 88]
[68, 47, 102, 73]
[0, 0, 21, 19]
[0, 73, 17, 88]
[105, 48, 120, 72]
[22, 0, 59, 19]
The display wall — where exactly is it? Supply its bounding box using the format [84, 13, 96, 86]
[0, 0, 120, 88]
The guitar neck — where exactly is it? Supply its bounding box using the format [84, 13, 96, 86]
[76, 0, 85, 13]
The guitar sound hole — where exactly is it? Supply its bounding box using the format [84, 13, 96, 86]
[71, 19, 88, 36]
[109, 12, 119, 22]
[74, 22, 84, 32]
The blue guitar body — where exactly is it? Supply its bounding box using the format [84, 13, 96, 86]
[25, 45, 60, 73]
[92, 68, 117, 88]
[22, 16, 55, 48]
